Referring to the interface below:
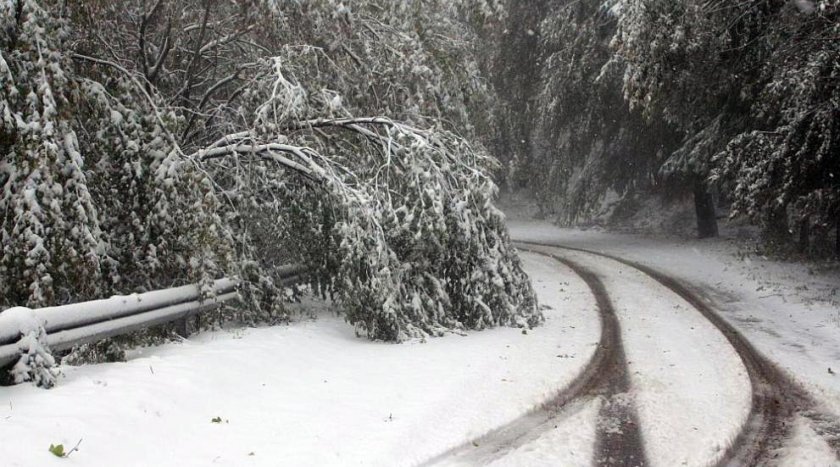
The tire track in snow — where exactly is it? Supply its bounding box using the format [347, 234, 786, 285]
[547, 252, 647, 467]
[419, 249, 648, 467]
[516, 240, 840, 466]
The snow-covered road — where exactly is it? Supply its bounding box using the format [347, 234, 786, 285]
[434, 243, 755, 467]
[504, 221, 840, 466]
[516, 244, 751, 467]
[508, 220, 840, 416]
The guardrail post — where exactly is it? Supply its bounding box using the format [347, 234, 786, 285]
[175, 316, 190, 338]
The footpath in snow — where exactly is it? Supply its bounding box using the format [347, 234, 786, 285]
[0, 253, 599, 467]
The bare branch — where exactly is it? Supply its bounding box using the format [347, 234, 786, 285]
[199, 25, 255, 55]
[138, 0, 165, 79]
[147, 18, 173, 85]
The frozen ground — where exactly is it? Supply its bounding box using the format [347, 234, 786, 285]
[0, 253, 600, 467]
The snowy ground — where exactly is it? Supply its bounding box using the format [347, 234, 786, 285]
[0, 253, 600, 467]
[485, 398, 601, 467]
[2, 219, 839, 466]
[509, 219, 840, 465]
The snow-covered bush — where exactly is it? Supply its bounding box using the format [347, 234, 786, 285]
[0, 307, 58, 388]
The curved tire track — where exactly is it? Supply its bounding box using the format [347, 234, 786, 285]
[422, 241, 839, 466]
[420, 249, 648, 466]
[540, 252, 647, 467]
[516, 241, 840, 466]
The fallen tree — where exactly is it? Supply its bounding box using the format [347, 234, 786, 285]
[193, 64, 541, 340]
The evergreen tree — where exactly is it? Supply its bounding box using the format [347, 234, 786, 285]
[1, 0, 101, 307]
[712, 0, 840, 254]
[491, 0, 839, 250]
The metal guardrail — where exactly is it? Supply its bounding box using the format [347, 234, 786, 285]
[0, 265, 308, 370]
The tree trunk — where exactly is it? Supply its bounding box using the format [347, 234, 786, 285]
[836, 217, 840, 260]
[798, 217, 810, 255]
[764, 205, 790, 253]
[693, 180, 719, 238]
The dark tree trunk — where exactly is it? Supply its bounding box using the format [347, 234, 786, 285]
[765, 206, 790, 253]
[836, 217, 840, 260]
[693, 180, 719, 238]
[798, 217, 810, 255]
[0, 363, 12, 386]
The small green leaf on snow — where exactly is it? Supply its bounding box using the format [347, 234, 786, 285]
[49, 444, 65, 457]
[211, 416, 223, 423]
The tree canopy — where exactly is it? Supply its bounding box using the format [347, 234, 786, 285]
[0, 0, 540, 344]
[492, 0, 839, 254]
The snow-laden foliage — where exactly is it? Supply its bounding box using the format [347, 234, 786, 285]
[491, 0, 839, 252]
[505, 0, 678, 224]
[198, 62, 540, 340]
[0, 307, 57, 387]
[1, 0, 539, 346]
[74, 77, 234, 297]
[611, 0, 839, 247]
[0, 0, 101, 307]
[1, 0, 233, 311]
[609, 0, 763, 181]
[711, 1, 840, 241]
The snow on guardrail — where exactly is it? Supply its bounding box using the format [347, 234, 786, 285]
[0, 278, 238, 347]
[0, 265, 307, 386]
